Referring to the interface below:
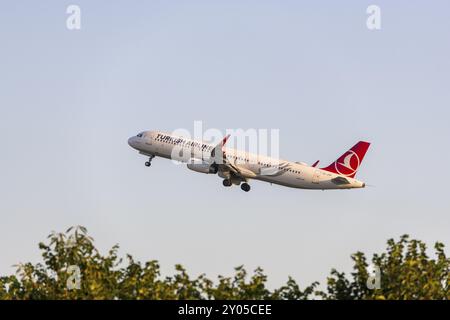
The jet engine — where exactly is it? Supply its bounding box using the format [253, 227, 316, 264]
[187, 162, 218, 174]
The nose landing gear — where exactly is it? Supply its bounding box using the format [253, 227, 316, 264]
[145, 155, 155, 167]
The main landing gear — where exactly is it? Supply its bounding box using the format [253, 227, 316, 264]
[222, 179, 251, 192]
[145, 155, 155, 167]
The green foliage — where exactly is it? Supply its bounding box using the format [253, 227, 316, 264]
[0, 227, 448, 300]
[321, 235, 449, 300]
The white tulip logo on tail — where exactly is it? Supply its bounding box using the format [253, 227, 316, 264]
[320, 141, 370, 178]
[334, 151, 360, 177]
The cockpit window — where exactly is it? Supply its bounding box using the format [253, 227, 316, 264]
[137, 133, 143, 138]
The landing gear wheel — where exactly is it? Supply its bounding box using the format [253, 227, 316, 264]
[222, 179, 232, 187]
[145, 155, 155, 167]
[241, 183, 251, 192]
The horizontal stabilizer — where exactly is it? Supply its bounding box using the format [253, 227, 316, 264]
[331, 176, 350, 185]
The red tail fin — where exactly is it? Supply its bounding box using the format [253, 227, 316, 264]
[321, 141, 370, 178]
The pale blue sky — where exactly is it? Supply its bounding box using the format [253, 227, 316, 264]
[1, 1, 449, 289]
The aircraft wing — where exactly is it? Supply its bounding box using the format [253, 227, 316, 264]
[210, 135, 253, 181]
[210, 134, 230, 162]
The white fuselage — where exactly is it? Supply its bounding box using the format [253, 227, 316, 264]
[128, 131, 366, 190]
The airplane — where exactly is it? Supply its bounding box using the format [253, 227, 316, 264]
[128, 130, 370, 192]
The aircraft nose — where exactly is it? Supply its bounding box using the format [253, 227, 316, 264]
[128, 136, 138, 148]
